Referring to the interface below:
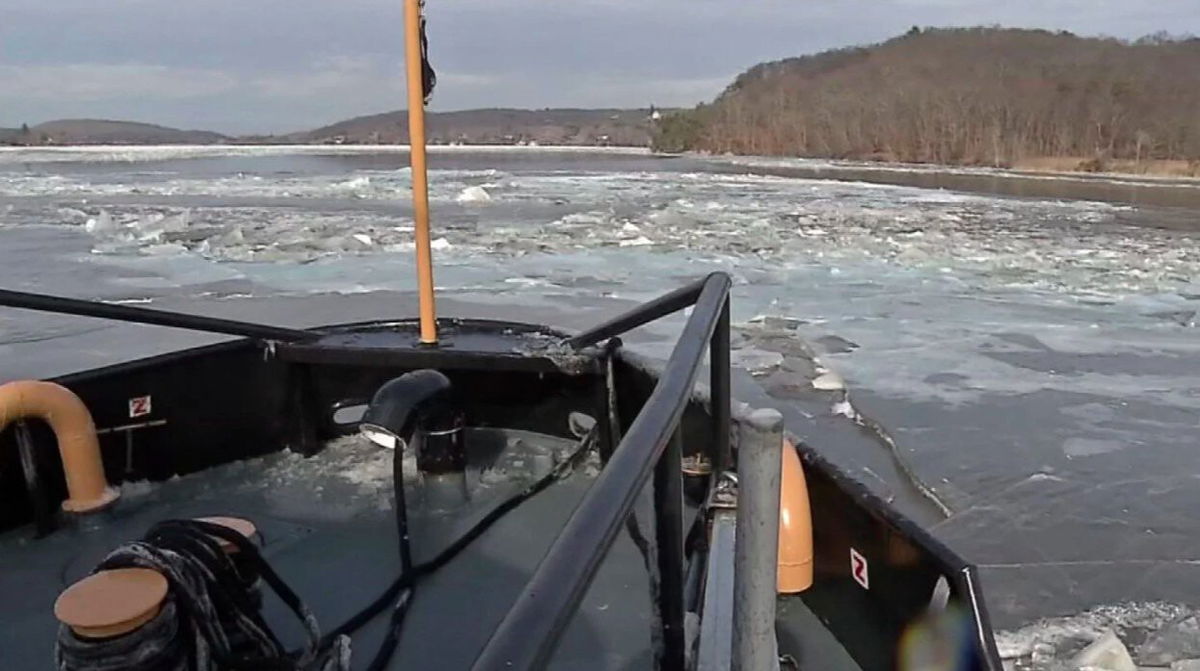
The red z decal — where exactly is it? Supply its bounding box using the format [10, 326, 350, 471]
[850, 548, 869, 590]
[129, 396, 152, 418]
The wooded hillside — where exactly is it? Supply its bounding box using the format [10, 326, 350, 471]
[654, 28, 1200, 169]
[3, 120, 227, 145]
[293, 108, 654, 146]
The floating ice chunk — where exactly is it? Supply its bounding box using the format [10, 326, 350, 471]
[831, 398, 857, 419]
[814, 334, 859, 353]
[997, 603, 1193, 670]
[1138, 615, 1200, 666]
[621, 222, 641, 234]
[162, 212, 192, 234]
[1146, 310, 1197, 327]
[456, 185, 491, 203]
[336, 176, 371, 192]
[559, 212, 607, 226]
[732, 349, 783, 376]
[91, 241, 137, 255]
[58, 207, 89, 223]
[1063, 437, 1124, 457]
[217, 227, 245, 245]
[812, 368, 845, 391]
[130, 212, 174, 242]
[504, 277, 550, 287]
[253, 246, 304, 262]
[1072, 630, 1135, 671]
[84, 210, 117, 234]
[746, 314, 805, 330]
[314, 236, 351, 252]
[141, 242, 188, 256]
[619, 236, 653, 247]
[430, 237, 452, 251]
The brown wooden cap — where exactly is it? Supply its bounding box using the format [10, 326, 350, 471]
[195, 516, 257, 553]
[54, 568, 168, 638]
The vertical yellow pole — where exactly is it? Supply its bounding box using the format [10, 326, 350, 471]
[405, 0, 437, 344]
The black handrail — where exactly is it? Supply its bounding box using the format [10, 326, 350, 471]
[0, 289, 313, 342]
[471, 272, 732, 671]
[566, 276, 710, 350]
[566, 272, 730, 471]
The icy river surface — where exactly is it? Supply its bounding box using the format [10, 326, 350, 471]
[4, 145, 1200, 667]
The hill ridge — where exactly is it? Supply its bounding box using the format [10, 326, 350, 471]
[2, 108, 659, 147]
[653, 26, 1200, 171]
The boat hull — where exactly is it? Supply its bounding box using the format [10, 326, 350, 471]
[0, 317, 1001, 669]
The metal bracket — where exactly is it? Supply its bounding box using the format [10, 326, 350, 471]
[708, 471, 739, 510]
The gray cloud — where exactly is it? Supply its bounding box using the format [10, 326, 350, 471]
[1, 0, 1197, 134]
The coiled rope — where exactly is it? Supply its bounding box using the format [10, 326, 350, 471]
[56, 520, 350, 671]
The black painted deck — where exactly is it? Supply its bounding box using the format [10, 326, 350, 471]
[0, 430, 661, 670]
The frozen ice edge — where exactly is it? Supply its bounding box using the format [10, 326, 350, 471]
[0, 144, 652, 164]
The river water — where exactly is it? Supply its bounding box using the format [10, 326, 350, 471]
[4, 145, 1200, 666]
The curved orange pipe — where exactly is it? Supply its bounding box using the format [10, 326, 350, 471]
[0, 380, 117, 513]
[778, 438, 813, 593]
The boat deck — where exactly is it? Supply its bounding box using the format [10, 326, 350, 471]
[1, 427, 871, 670]
[0, 430, 663, 670]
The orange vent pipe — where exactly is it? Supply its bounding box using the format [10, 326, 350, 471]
[778, 438, 814, 593]
[0, 380, 118, 513]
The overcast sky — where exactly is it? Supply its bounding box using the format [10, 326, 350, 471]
[2, 0, 1198, 135]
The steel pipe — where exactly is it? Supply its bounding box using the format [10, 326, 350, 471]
[733, 408, 783, 671]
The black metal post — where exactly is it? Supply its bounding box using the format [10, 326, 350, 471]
[285, 364, 322, 456]
[598, 339, 623, 463]
[14, 421, 53, 537]
[0, 289, 313, 342]
[710, 297, 731, 474]
[392, 445, 415, 576]
[653, 427, 687, 671]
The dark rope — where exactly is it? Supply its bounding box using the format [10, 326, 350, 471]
[334, 344, 611, 667]
[57, 520, 350, 671]
[316, 423, 599, 656]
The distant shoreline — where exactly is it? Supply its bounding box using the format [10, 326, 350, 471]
[2, 108, 658, 149]
[718, 153, 1200, 185]
[0, 143, 654, 165]
[4, 144, 1200, 187]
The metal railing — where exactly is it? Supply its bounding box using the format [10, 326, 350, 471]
[471, 272, 733, 671]
[0, 289, 312, 342]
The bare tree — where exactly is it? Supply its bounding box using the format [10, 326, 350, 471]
[659, 28, 1200, 166]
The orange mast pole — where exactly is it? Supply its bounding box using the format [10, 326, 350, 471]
[404, 0, 437, 344]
